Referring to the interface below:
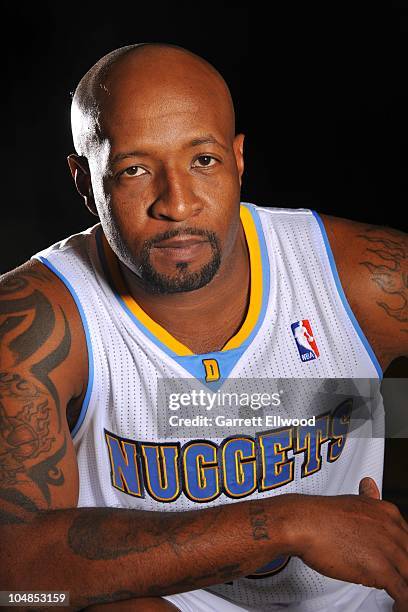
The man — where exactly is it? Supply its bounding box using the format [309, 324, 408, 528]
[0, 42, 407, 612]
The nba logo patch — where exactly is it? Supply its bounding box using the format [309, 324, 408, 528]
[291, 320, 320, 362]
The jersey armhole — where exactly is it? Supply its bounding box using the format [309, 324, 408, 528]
[311, 211, 383, 380]
[36, 255, 95, 438]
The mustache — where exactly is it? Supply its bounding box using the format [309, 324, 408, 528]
[143, 227, 219, 250]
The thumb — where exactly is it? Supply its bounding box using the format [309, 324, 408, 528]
[359, 477, 380, 499]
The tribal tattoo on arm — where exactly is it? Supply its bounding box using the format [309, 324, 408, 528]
[358, 228, 408, 334]
[0, 268, 72, 523]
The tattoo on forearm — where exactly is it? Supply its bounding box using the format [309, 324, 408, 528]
[68, 504, 246, 600]
[0, 486, 40, 513]
[248, 502, 270, 541]
[0, 487, 40, 524]
[358, 232, 408, 332]
[68, 506, 224, 560]
[68, 509, 162, 560]
[162, 504, 223, 556]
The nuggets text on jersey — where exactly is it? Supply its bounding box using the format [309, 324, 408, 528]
[32, 203, 384, 609]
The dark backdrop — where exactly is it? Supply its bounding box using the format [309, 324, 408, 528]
[1, 2, 407, 510]
[1, 2, 407, 272]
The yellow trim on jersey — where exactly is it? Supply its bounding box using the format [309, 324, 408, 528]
[223, 205, 262, 351]
[101, 204, 263, 356]
[102, 236, 193, 355]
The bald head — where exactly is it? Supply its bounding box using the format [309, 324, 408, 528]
[68, 43, 245, 295]
[71, 43, 236, 157]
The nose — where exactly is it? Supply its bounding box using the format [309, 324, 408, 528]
[149, 166, 202, 222]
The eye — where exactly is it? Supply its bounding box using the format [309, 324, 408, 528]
[192, 155, 218, 168]
[121, 166, 148, 177]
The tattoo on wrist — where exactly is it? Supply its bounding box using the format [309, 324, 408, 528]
[248, 502, 270, 541]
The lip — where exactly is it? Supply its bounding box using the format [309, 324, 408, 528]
[153, 237, 207, 248]
[151, 239, 209, 263]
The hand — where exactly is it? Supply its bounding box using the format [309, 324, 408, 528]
[287, 477, 408, 611]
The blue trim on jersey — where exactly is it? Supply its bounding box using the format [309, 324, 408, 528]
[95, 203, 271, 388]
[311, 211, 383, 379]
[38, 256, 95, 437]
[175, 348, 246, 391]
[174, 203, 271, 386]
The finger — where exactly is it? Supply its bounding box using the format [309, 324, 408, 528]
[397, 512, 408, 535]
[386, 542, 408, 583]
[401, 518, 408, 535]
[383, 566, 408, 611]
[393, 587, 408, 612]
[359, 477, 380, 499]
[382, 500, 408, 533]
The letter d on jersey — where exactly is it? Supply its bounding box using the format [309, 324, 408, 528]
[202, 358, 220, 381]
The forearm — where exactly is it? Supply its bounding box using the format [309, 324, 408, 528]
[1, 495, 297, 609]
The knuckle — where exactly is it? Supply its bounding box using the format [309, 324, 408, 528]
[394, 574, 408, 595]
[382, 500, 402, 519]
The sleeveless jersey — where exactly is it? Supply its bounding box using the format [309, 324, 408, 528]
[32, 203, 385, 611]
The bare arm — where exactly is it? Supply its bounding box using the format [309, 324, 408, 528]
[320, 214, 408, 371]
[1, 261, 408, 611]
[3, 478, 408, 611]
[0, 261, 82, 518]
[3, 495, 297, 608]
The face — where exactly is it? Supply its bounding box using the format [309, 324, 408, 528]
[72, 55, 245, 294]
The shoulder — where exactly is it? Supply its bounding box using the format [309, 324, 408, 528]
[0, 258, 87, 400]
[0, 259, 84, 514]
[318, 212, 406, 250]
[318, 213, 407, 371]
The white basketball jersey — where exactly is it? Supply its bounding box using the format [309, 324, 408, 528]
[33, 203, 385, 611]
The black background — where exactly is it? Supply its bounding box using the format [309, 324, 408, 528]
[1, 2, 407, 510]
[1, 1, 407, 273]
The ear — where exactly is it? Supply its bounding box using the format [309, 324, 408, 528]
[233, 133, 245, 185]
[67, 154, 98, 217]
